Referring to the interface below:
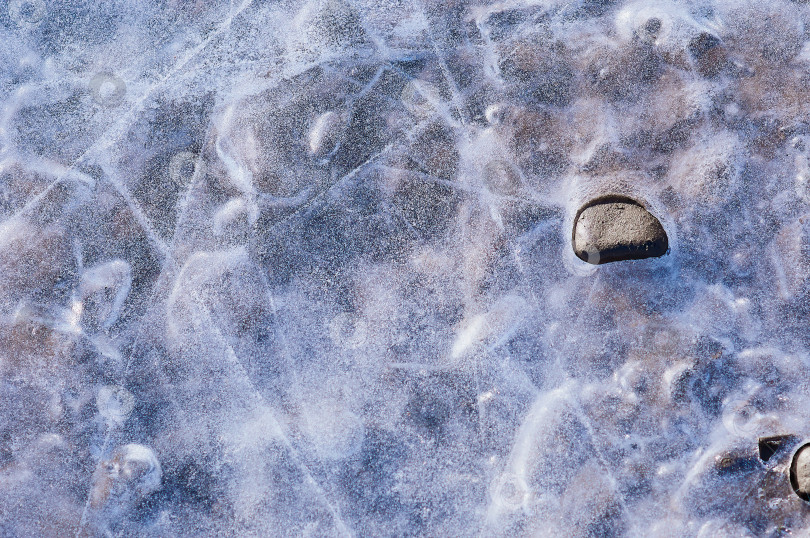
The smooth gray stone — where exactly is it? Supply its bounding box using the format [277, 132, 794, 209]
[573, 198, 669, 264]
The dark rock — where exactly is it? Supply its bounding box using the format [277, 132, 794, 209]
[758, 434, 799, 463]
[572, 197, 669, 264]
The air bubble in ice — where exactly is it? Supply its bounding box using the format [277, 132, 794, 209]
[213, 198, 257, 244]
[288, 0, 366, 60]
[96, 385, 135, 426]
[401, 79, 441, 119]
[483, 160, 522, 196]
[89, 73, 126, 107]
[697, 520, 756, 538]
[77, 259, 131, 333]
[615, 1, 704, 55]
[484, 103, 508, 126]
[91, 443, 161, 507]
[8, 0, 46, 26]
[169, 151, 206, 187]
[491, 473, 528, 509]
[308, 110, 347, 158]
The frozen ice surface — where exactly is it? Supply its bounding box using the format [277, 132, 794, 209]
[5, 0, 810, 535]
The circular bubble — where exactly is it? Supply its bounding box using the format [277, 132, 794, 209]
[721, 398, 759, 437]
[491, 473, 529, 510]
[169, 153, 195, 184]
[483, 159, 522, 196]
[89, 73, 127, 107]
[9, 0, 46, 26]
[400, 79, 439, 119]
[662, 362, 693, 402]
[168, 151, 205, 187]
[97, 385, 135, 425]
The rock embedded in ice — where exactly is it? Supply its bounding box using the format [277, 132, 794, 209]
[791, 443, 810, 500]
[96, 385, 135, 426]
[77, 259, 132, 333]
[572, 197, 669, 264]
[758, 434, 798, 463]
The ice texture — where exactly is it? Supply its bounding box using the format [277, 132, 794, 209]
[3, 0, 810, 535]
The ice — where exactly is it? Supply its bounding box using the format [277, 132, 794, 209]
[5, 0, 810, 535]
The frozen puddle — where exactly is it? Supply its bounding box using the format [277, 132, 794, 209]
[2, 0, 810, 535]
